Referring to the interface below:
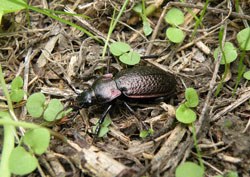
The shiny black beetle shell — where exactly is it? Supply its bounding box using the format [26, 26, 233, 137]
[115, 66, 176, 98]
[75, 66, 176, 109]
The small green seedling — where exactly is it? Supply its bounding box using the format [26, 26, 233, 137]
[139, 128, 154, 138]
[214, 27, 239, 96]
[9, 128, 50, 175]
[133, 3, 152, 36]
[243, 70, 250, 80]
[184, 87, 199, 108]
[175, 161, 204, 177]
[213, 42, 238, 64]
[217, 171, 239, 177]
[93, 115, 112, 137]
[165, 8, 184, 26]
[164, 8, 185, 43]
[233, 27, 250, 94]
[142, 20, 152, 36]
[110, 42, 131, 56]
[10, 76, 25, 102]
[26, 92, 69, 121]
[237, 27, 250, 51]
[176, 104, 196, 124]
[175, 88, 204, 175]
[43, 99, 64, 121]
[26, 92, 46, 118]
[0, 0, 26, 24]
[23, 128, 50, 155]
[224, 119, 234, 129]
[9, 146, 38, 175]
[166, 27, 185, 44]
[133, 3, 143, 14]
[176, 88, 199, 124]
[133, 1, 156, 17]
[110, 41, 141, 65]
[214, 171, 239, 177]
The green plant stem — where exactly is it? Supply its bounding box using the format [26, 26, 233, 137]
[215, 26, 227, 96]
[0, 119, 42, 129]
[179, 0, 201, 37]
[235, 0, 239, 13]
[141, 0, 147, 22]
[12, 0, 100, 42]
[29, 7, 99, 42]
[192, 0, 210, 38]
[192, 123, 204, 170]
[233, 62, 246, 95]
[0, 64, 17, 177]
[0, 64, 22, 135]
[141, 0, 150, 28]
[0, 112, 15, 177]
[102, 11, 116, 60]
[0, 65, 14, 112]
[141, 0, 146, 16]
[215, 63, 229, 96]
[101, 0, 129, 59]
[0, 119, 68, 143]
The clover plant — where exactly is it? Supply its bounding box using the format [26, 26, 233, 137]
[176, 88, 199, 124]
[164, 8, 185, 43]
[175, 161, 204, 177]
[110, 41, 141, 65]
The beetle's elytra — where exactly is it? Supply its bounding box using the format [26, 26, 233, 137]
[75, 66, 176, 109]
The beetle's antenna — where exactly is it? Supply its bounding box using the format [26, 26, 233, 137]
[141, 55, 160, 59]
[48, 65, 79, 95]
[141, 47, 169, 59]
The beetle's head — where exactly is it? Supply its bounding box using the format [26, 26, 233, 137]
[74, 88, 96, 109]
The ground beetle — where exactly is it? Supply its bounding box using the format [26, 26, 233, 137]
[72, 66, 177, 135]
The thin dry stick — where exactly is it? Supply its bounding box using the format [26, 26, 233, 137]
[114, 18, 149, 42]
[168, 2, 250, 21]
[179, 1, 232, 52]
[64, 7, 109, 42]
[238, 5, 249, 28]
[196, 1, 232, 133]
[150, 125, 187, 171]
[202, 160, 223, 175]
[52, 152, 76, 174]
[211, 88, 250, 121]
[13, 48, 33, 136]
[145, 6, 167, 55]
[177, 27, 218, 52]
[243, 117, 250, 133]
[39, 156, 56, 177]
[20, 48, 32, 121]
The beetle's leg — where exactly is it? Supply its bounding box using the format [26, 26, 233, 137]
[123, 102, 148, 132]
[95, 104, 113, 135]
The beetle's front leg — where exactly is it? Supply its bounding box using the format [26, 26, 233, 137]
[94, 104, 113, 135]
